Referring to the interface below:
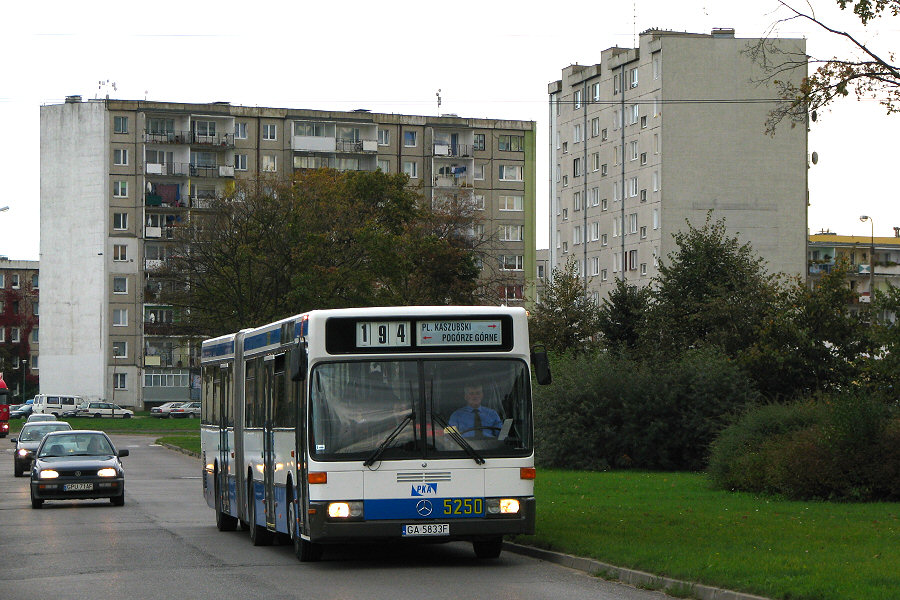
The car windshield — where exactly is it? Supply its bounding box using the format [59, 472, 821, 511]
[39, 433, 115, 457]
[19, 423, 73, 441]
[309, 358, 533, 462]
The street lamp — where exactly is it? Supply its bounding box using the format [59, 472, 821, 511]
[860, 215, 875, 302]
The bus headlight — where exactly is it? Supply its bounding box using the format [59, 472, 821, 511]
[39, 470, 59, 479]
[327, 501, 363, 519]
[486, 498, 520, 516]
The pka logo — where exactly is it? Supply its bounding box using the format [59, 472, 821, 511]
[411, 483, 438, 496]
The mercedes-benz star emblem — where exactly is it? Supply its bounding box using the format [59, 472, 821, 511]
[416, 500, 433, 517]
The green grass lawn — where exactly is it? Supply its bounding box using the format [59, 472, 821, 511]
[7, 414, 200, 434]
[156, 434, 201, 455]
[515, 470, 899, 600]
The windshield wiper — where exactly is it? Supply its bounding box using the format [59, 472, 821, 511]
[364, 412, 415, 467]
[431, 413, 485, 465]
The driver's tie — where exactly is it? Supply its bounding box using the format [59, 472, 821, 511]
[473, 408, 483, 439]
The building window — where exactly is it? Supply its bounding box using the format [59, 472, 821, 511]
[654, 133, 660, 154]
[499, 165, 523, 181]
[573, 125, 582, 143]
[113, 276, 127, 294]
[147, 118, 174, 135]
[403, 161, 418, 178]
[498, 195, 523, 211]
[630, 67, 639, 88]
[613, 73, 620, 95]
[590, 187, 600, 206]
[113, 308, 128, 327]
[376, 128, 389, 146]
[474, 163, 485, 180]
[499, 135, 524, 151]
[641, 263, 648, 275]
[113, 212, 128, 231]
[591, 117, 600, 137]
[261, 154, 277, 172]
[563, 175, 568, 187]
[601, 269, 608, 281]
[473, 133, 485, 151]
[32, 273, 38, 289]
[113, 148, 128, 166]
[11, 327, 20, 343]
[114, 116, 128, 134]
[262, 124, 277, 140]
[563, 141, 568, 154]
[404, 131, 417, 147]
[591, 257, 600, 276]
[591, 153, 600, 172]
[574, 191, 582, 211]
[641, 116, 648, 129]
[562, 208, 568, 220]
[629, 177, 638, 198]
[629, 249, 638, 270]
[9, 274, 19, 289]
[629, 212, 638, 234]
[113, 244, 127, 261]
[573, 225, 582, 245]
[591, 82, 601, 101]
[0, 329, 4, 342]
[653, 55, 660, 79]
[32, 327, 39, 343]
[601, 163, 608, 177]
[32, 301, 38, 316]
[640, 152, 648, 165]
[591, 221, 600, 241]
[573, 158, 582, 177]
[630, 141, 639, 161]
[113, 180, 128, 198]
[601, 128, 608, 141]
[113, 341, 127, 358]
[473, 194, 485, 210]
[653, 208, 660, 229]
[499, 224, 524, 241]
[653, 171, 660, 191]
[573, 89, 582, 109]
[377, 159, 390, 173]
[601, 233, 608, 246]
[601, 198, 608, 211]
[234, 154, 248, 171]
[235, 122, 247, 139]
[114, 373, 127, 390]
[640, 189, 647, 203]
[499, 255, 524, 271]
[31, 355, 38, 370]
[630, 104, 639, 125]
[640, 225, 647, 239]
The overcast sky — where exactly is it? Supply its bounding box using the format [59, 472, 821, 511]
[2, 0, 898, 261]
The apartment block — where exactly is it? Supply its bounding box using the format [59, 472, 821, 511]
[549, 28, 808, 302]
[0, 258, 39, 402]
[40, 98, 536, 408]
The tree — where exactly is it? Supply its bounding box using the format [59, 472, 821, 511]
[157, 169, 483, 336]
[750, 0, 900, 132]
[597, 277, 650, 354]
[641, 213, 782, 358]
[528, 258, 601, 355]
[739, 259, 870, 400]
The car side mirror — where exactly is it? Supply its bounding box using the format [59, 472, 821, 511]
[530, 345, 552, 385]
[290, 341, 308, 382]
[118, 449, 130, 458]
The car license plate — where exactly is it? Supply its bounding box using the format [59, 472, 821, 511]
[64, 483, 93, 491]
[402, 523, 449, 537]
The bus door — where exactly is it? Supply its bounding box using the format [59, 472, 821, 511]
[263, 355, 277, 528]
[218, 365, 232, 514]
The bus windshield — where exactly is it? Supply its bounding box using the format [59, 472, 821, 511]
[310, 359, 532, 461]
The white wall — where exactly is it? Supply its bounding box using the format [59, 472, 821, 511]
[40, 101, 108, 401]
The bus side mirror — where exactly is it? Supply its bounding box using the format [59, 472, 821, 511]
[290, 341, 308, 382]
[531, 345, 552, 385]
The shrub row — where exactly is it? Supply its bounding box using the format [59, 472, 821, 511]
[534, 348, 759, 471]
[707, 395, 900, 501]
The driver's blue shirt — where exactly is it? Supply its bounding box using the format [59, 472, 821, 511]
[448, 405, 502, 438]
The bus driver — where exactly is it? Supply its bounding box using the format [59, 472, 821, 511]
[448, 383, 502, 439]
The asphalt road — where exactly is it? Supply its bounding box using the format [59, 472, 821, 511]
[0, 434, 667, 600]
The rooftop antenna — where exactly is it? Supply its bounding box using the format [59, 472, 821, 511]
[436, 89, 442, 114]
[97, 79, 117, 100]
[633, 0, 637, 46]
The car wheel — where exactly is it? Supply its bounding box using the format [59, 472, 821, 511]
[123, 413, 132, 419]
[473, 537, 504, 559]
[94, 413, 102, 418]
[111, 490, 125, 506]
[188, 413, 195, 419]
[31, 492, 43, 509]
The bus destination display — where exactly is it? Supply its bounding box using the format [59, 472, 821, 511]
[418, 320, 502, 346]
[356, 321, 411, 348]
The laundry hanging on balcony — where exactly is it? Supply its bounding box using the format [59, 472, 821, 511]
[451, 166, 467, 174]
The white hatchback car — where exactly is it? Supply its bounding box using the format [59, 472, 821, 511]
[74, 401, 134, 419]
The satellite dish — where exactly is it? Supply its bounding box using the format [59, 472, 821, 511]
[811, 152, 818, 165]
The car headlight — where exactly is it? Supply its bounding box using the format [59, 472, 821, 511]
[17, 448, 30, 457]
[97, 468, 118, 477]
[39, 470, 59, 479]
[327, 501, 363, 519]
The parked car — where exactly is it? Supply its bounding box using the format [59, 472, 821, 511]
[29, 430, 128, 508]
[11, 421, 73, 477]
[71, 402, 134, 419]
[150, 402, 185, 418]
[26, 414, 58, 423]
[169, 401, 201, 419]
[10, 404, 33, 419]
[32, 394, 85, 416]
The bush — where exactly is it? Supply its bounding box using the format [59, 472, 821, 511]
[534, 347, 759, 471]
[708, 393, 900, 500]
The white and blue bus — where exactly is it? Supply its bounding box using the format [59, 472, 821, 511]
[200, 306, 550, 561]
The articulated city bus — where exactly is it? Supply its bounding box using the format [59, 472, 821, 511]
[200, 306, 550, 561]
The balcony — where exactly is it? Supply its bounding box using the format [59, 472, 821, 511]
[335, 138, 378, 153]
[188, 164, 234, 178]
[144, 131, 234, 148]
[145, 162, 190, 177]
[433, 143, 472, 158]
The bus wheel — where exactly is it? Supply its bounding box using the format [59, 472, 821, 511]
[288, 489, 322, 562]
[248, 481, 272, 546]
[473, 537, 503, 559]
[215, 474, 238, 532]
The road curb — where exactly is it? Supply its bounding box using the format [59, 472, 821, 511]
[503, 543, 771, 600]
[157, 442, 200, 459]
